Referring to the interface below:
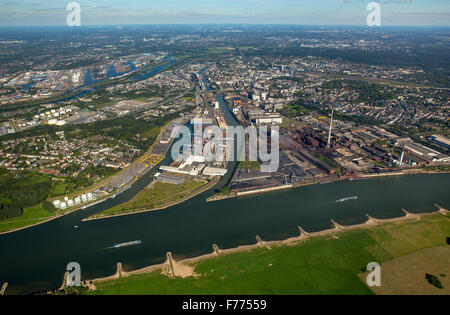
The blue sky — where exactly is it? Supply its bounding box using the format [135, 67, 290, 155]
[0, 0, 449, 26]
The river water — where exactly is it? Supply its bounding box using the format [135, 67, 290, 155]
[0, 74, 449, 295]
[50, 55, 176, 104]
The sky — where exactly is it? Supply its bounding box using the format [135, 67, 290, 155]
[0, 0, 449, 27]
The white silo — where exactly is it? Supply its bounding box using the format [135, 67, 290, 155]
[60, 202, 67, 210]
[81, 194, 87, 202]
[87, 192, 93, 201]
[67, 199, 74, 207]
[74, 196, 81, 205]
[53, 200, 61, 209]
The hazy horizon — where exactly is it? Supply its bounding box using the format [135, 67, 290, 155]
[0, 0, 449, 27]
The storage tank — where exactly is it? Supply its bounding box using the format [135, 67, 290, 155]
[53, 200, 61, 208]
[74, 196, 81, 205]
[81, 194, 87, 202]
[60, 202, 67, 210]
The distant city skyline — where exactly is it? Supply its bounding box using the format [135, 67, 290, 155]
[0, 0, 449, 27]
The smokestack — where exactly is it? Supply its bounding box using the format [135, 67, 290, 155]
[400, 146, 405, 166]
[327, 108, 334, 147]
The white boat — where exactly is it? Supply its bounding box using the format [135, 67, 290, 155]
[113, 240, 142, 248]
[336, 196, 358, 203]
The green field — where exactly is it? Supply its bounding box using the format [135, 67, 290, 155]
[88, 214, 450, 295]
[366, 246, 450, 295]
[142, 126, 161, 139]
[50, 183, 68, 197]
[239, 160, 260, 170]
[89, 179, 208, 219]
[134, 97, 150, 103]
[0, 204, 54, 233]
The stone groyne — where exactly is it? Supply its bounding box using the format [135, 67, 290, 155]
[76, 204, 448, 290]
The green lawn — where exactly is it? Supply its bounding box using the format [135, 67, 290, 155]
[134, 97, 149, 103]
[50, 183, 68, 197]
[142, 126, 161, 139]
[239, 160, 260, 170]
[0, 204, 54, 233]
[90, 179, 207, 218]
[88, 214, 450, 295]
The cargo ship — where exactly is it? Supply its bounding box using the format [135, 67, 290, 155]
[113, 240, 142, 248]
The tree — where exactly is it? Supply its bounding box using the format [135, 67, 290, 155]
[425, 273, 443, 289]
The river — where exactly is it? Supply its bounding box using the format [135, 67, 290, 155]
[0, 73, 449, 295]
[49, 55, 176, 104]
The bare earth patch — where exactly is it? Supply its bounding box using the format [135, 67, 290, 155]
[161, 260, 199, 279]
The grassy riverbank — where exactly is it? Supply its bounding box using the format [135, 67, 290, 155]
[86, 179, 211, 220]
[0, 204, 53, 233]
[87, 212, 450, 295]
[0, 120, 173, 234]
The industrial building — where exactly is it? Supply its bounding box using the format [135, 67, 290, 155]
[0, 126, 15, 137]
[247, 110, 283, 126]
[190, 117, 213, 125]
[394, 138, 450, 164]
[154, 173, 185, 185]
[160, 155, 206, 176]
[428, 135, 450, 150]
[202, 166, 227, 176]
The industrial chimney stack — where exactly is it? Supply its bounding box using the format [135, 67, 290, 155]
[327, 107, 334, 147]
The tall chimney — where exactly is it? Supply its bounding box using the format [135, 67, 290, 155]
[327, 108, 334, 147]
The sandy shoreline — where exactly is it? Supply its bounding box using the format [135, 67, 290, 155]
[82, 204, 449, 288]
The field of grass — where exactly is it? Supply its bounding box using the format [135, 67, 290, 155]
[47, 171, 120, 202]
[90, 179, 208, 218]
[88, 213, 450, 295]
[364, 246, 450, 295]
[239, 160, 260, 170]
[142, 126, 161, 139]
[134, 97, 149, 103]
[0, 204, 54, 233]
[50, 182, 68, 197]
